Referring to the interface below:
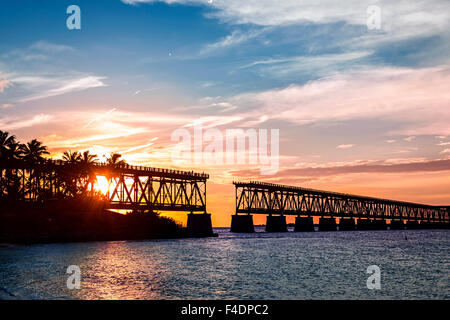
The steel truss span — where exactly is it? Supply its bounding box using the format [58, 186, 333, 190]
[234, 181, 449, 222]
[0, 159, 208, 213]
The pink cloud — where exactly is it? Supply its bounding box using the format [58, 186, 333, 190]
[228, 66, 450, 136]
[336, 144, 354, 149]
[230, 158, 450, 180]
[0, 72, 10, 92]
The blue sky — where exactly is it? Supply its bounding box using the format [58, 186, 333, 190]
[1, 0, 450, 224]
[2, 0, 445, 101]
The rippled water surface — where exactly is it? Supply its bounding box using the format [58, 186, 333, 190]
[1, 228, 449, 299]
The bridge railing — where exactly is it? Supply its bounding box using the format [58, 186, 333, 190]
[0, 159, 208, 179]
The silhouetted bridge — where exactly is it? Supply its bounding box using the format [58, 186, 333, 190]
[231, 181, 450, 232]
[0, 159, 213, 235]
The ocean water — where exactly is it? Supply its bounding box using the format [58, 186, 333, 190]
[0, 227, 449, 300]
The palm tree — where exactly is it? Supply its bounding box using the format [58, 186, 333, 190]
[0, 140, 23, 200]
[78, 150, 98, 195]
[104, 153, 126, 194]
[2, 142, 24, 160]
[20, 139, 49, 163]
[60, 151, 82, 197]
[0, 130, 17, 160]
[106, 153, 126, 167]
[62, 150, 82, 164]
[80, 150, 98, 165]
[19, 140, 49, 200]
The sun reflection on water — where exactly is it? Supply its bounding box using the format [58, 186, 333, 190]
[71, 242, 167, 300]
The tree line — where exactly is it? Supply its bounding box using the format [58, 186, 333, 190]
[1, 130, 126, 165]
[1, 130, 127, 201]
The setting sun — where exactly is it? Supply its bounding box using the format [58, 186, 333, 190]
[95, 175, 110, 195]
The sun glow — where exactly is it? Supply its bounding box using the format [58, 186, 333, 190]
[95, 175, 110, 195]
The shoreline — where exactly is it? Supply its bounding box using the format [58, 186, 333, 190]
[0, 198, 217, 244]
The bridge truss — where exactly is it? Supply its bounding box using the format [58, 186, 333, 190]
[234, 181, 449, 222]
[0, 159, 208, 213]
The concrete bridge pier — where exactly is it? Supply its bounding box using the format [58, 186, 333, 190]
[294, 217, 314, 232]
[339, 218, 356, 231]
[419, 221, 433, 229]
[187, 213, 214, 236]
[266, 215, 288, 232]
[390, 220, 405, 230]
[372, 219, 387, 230]
[419, 221, 444, 229]
[357, 219, 372, 230]
[318, 217, 337, 231]
[434, 222, 445, 229]
[440, 222, 450, 229]
[406, 220, 420, 229]
[230, 214, 255, 232]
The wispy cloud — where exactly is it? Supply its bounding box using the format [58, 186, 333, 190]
[9, 74, 107, 103]
[0, 72, 10, 92]
[201, 29, 265, 54]
[337, 144, 354, 149]
[123, 1, 450, 42]
[83, 108, 117, 129]
[18, 109, 193, 151]
[221, 66, 450, 136]
[230, 158, 450, 179]
[1, 40, 104, 104]
[29, 41, 74, 53]
[0, 114, 53, 130]
[120, 138, 158, 154]
[241, 51, 372, 77]
[2, 41, 75, 63]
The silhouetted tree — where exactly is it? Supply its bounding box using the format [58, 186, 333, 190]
[0, 131, 24, 200]
[2, 142, 23, 160]
[105, 153, 126, 184]
[0, 131, 16, 158]
[20, 139, 49, 163]
[106, 153, 126, 167]
[18, 139, 49, 200]
[0, 131, 23, 161]
[80, 150, 98, 193]
[62, 150, 82, 164]
[80, 150, 98, 165]
[1, 131, 123, 202]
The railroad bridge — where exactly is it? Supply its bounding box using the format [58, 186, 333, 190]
[231, 181, 450, 232]
[0, 159, 213, 235]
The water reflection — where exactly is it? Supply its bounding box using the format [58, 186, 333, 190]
[1, 229, 449, 299]
[70, 241, 170, 299]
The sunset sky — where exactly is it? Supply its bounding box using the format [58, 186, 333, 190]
[1, 0, 450, 226]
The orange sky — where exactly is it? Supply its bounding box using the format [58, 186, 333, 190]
[3, 105, 449, 227]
